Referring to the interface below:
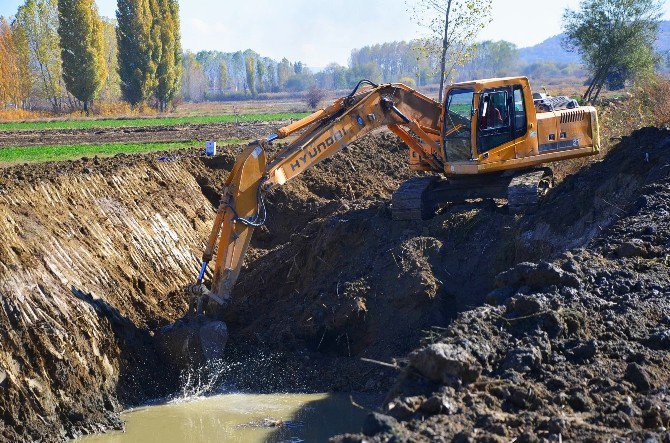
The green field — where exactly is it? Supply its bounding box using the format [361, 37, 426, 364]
[0, 112, 309, 132]
[0, 139, 245, 164]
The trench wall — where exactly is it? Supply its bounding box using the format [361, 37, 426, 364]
[0, 160, 212, 442]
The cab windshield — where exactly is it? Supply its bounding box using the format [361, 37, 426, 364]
[443, 88, 474, 162]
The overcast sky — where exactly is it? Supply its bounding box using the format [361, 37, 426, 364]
[1, 0, 669, 67]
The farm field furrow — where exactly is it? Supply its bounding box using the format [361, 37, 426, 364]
[0, 112, 309, 132]
[0, 120, 289, 148]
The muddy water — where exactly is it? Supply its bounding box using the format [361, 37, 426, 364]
[77, 393, 369, 443]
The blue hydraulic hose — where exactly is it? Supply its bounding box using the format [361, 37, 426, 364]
[196, 261, 208, 284]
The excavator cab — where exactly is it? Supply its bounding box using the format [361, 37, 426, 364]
[439, 77, 600, 176]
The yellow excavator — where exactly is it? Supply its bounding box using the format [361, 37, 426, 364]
[187, 76, 600, 314]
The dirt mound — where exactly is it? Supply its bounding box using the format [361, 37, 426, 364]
[227, 127, 670, 361]
[332, 128, 670, 441]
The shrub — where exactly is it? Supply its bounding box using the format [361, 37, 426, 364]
[92, 100, 133, 117]
[0, 109, 45, 122]
[639, 76, 670, 128]
[598, 75, 670, 144]
[304, 87, 326, 109]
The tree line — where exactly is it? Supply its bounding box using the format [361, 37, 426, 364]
[342, 40, 587, 88]
[179, 39, 582, 103]
[0, 0, 181, 113]
[181, 49, 324, 102]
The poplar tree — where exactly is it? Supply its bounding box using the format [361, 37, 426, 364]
[218, 59, 228, 93]
[256, 60, 266, 93]
[148, 0, 162, 95]
[12, 24, 32, 106]
[0, 18, 18, 107]
[16, 0, 64, 111]
[245, 56, 256, 96]
[57, 0, 107, 114]
[99, 18, 120, 101]
[277, 58, 292, 89]
[116, 0, 155, 107]
[266, 62, 276, 91]
[153, 0, 181, 111]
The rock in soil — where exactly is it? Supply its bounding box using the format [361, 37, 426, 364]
[156, 319, 229, 367]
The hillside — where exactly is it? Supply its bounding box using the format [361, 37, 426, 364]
[519, 20, 670, 65]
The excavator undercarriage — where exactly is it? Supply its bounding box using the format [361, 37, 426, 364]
[391, 167, 554, 220]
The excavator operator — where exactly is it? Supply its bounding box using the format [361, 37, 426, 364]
[480, 94, 503, 129]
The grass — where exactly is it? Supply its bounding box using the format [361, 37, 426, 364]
[0, 112, 309, 132]
[0, 139, 245, 164]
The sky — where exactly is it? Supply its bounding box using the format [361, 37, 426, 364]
[1, 0, 669, 67]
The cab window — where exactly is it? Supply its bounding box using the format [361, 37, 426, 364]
[480, 90, 508, 130]
[443, 88, 474, 162]
[478, 88, 512, 153]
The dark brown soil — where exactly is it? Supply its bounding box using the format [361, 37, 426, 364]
[0, 120, 287, 147]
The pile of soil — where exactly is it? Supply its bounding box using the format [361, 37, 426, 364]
[220, 128, 670, 392]
[0, 120, 288, 147]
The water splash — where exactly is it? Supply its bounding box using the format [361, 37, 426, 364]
[168, 349, 322, 404]
[172, 359, 227, 402]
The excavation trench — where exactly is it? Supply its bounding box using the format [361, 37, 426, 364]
[1, 128, 668, 442]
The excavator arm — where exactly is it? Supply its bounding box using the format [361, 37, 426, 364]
[189, 81, 443, 311]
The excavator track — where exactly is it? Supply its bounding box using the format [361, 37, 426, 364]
[392, 169, 554, 220]
[507, 169, 553, 214]
[391, 176, 439, 220]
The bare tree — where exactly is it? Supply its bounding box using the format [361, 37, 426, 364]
[410, 0, 492, 102]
